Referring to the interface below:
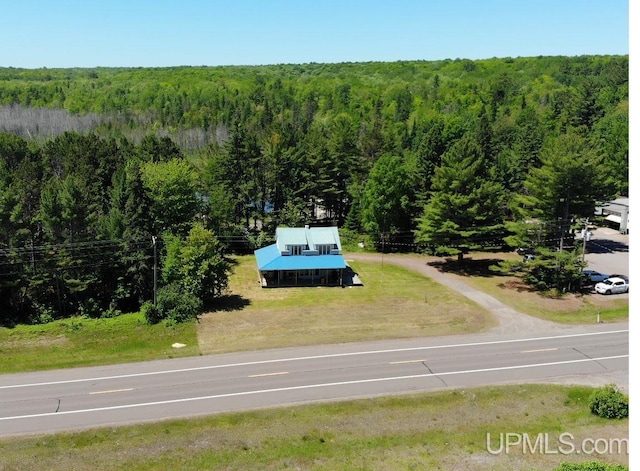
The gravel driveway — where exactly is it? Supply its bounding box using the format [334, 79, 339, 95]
[346, 253, 565, 335]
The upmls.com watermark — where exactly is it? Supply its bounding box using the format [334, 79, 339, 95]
[486, 433, 628, 456]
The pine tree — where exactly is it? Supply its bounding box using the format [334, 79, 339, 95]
[508, 132, 617, 253]
[415, 135, 506, 263]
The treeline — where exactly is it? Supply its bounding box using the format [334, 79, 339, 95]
[0, 133, 231, 325]
[0, 55, 628, 324]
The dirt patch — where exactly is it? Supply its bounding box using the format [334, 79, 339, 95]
[1, 334, 69, 349]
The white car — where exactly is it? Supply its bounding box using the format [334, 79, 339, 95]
[594, 277, 629, 295]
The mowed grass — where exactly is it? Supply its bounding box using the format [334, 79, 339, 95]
[196, 256, 496, 354]
[0, 384, 628, 471]
[0, 313, 199, 374]
[436, 253, 629, 324]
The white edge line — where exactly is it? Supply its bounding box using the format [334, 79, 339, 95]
[0, 354, 628, 422]
[0, 329, 628, 390]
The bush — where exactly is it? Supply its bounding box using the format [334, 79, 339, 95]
[588, 384, 629, 419]
[339, 228, 373, 252]
[141, 301, 161, 325]
[32, 303, 55, 324]
[156, 282, 202, 323]
[78, 298, 102, 319]
[101, 301, 122, 319]
[554, 461, 628, 471]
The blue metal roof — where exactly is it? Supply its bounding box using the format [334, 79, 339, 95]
[255, 243, 346, 271]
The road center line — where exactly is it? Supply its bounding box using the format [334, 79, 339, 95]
[521, 348, 558, 353]
[248, 372, 289, 378]
[390, 359, 425, 364]
[89, 388, 134, 395]
[0, 329, 627, 390]
[0, 354, 627, 422]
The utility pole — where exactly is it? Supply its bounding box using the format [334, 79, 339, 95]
[559, 197, 570, 251]
[581, 219, 590, 263]
[152, 235, 157, 307]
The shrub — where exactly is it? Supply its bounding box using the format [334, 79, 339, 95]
[588, 384, 629, 419]
[78, 298, 102, 319]
[32, 303, 55, 324]
[141, 301, 161, 325]
[101, 301, 123, 319]
[156, 282, 202, 323]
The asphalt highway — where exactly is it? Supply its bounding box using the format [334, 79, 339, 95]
[0, 324, 628, 436]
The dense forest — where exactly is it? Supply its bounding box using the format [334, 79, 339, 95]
[0, 56, 629, 325]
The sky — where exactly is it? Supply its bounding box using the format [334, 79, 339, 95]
[0, 0, 629, 68]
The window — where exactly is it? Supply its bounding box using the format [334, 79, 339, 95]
[288, 245, 305, 255]
[317, 244, 333, 255]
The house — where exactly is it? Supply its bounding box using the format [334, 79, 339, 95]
[596, 197, 629, 234]
[254, 226, 347, 287]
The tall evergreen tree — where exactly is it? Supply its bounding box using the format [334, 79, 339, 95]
[415, 135, 506, 263]
[509, 132, 617, 250]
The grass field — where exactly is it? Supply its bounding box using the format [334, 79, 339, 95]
[0, 384, 628, 471]
[0, 313, 199, 374]
[196, 256, 496, 354]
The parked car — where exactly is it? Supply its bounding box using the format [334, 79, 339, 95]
[582, 270, 610, 284]
[595, 277, 629, 295]
[610, 274, 629, 283]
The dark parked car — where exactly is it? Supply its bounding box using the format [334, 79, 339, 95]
[610, 274, 629, 283]
[582, 270, 610, 284]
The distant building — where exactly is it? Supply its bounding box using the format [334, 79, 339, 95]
[596, 197, 629, 234]
[254, 226, 347, 287]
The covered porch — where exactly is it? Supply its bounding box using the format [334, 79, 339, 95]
[255, 243, 348, 288]
[259, 268, 344, 288]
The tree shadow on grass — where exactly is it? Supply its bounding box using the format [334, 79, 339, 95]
[427, 256, 594, 298]
[427, 257, 509, 278]
[205, 294, 251, 313]
[496, 278, 539, 294]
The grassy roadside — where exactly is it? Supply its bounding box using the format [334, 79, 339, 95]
[0, 313, 199, 374]
[465, 274, 628, 323]
[0, 384, 628, 470]
[0, 257, 493, 374]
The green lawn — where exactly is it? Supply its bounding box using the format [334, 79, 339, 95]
[0, 257, 495, 373]
[443, 253, 629, 324]
[196, 256, 496, 354]
[0, 384, 627, 471]
[0, 313, 199, 374]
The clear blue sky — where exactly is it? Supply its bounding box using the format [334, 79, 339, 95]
[0, 0, 629, 68]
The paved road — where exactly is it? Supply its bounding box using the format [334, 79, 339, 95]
[0, 326, 628, 436]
